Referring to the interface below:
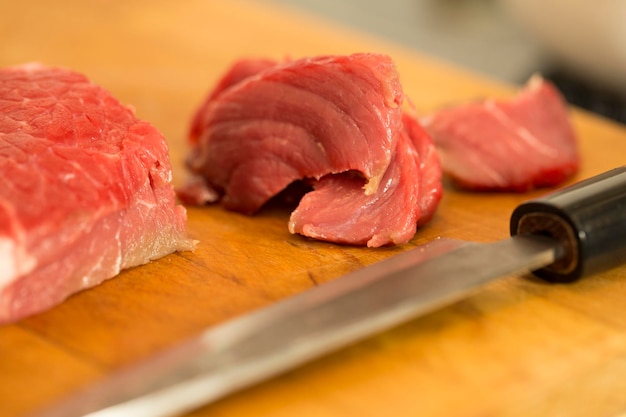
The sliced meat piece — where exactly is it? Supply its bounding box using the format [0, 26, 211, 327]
[422, 75, 579, 191]
[0, 63, 194, 324]
[185, 53, 404, 214]
[183, 53, 443, 247]
[289, 112, 442, 247]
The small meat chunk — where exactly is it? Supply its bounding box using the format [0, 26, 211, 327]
[422, 75, 579, 191]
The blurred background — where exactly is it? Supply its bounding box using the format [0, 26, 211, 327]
[266, 0, 626, 125]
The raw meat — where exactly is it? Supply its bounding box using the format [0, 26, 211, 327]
[184, 53, 404, 214]
[188, 58, 280, 145]
[289, 113, 442, 247]
[179, 58, 282, 206]
[422, 75, 579, 191]
[0, 63, 194, 324]
[182, 53, 442, 247]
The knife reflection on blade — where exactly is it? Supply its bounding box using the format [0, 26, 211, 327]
[30, 166, 626, 417]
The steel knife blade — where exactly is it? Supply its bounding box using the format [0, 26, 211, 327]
[30, 166, 626, 417]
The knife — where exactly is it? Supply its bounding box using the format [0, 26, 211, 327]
[31, 166, 626, 417]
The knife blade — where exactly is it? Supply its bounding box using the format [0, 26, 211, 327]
[30, 166, 626, 417]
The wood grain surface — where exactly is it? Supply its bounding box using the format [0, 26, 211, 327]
[1, 1, 626, 416]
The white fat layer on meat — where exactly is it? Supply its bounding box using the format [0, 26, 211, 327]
[0, 237, 37, 286]
[0, 238, 16, 286]
[0, 200, 37, 284]
[112, 224, 123, 272]
[61, 172, 76, 181]
[81, 215, 124, 288]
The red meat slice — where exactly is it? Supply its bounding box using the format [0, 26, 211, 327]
[422, 75, 579, 191]
[182, 53, 443, 247]
[0, 63, 194, 324]
[184, 53, 404, 214]
[289, 112, 442, 247]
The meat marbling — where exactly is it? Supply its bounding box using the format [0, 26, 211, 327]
[0, 63, 194, 324]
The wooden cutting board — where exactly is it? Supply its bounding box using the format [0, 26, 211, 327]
[2, 1, 626, 416]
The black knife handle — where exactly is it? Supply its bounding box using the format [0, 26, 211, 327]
[510, 166, 626, 282]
